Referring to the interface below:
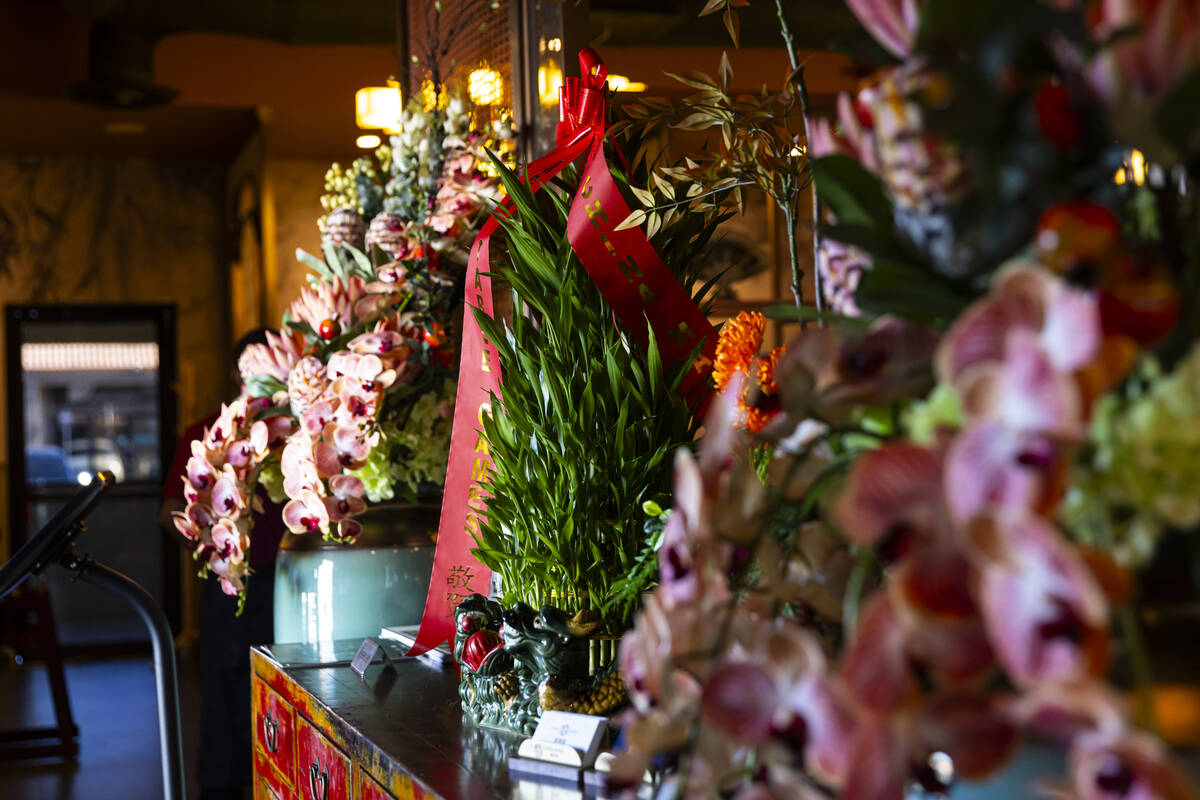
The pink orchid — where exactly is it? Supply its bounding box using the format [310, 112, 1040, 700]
[323, 475, 367, 521]
[937, 262, 1101, 385]
[841, 691, 1018, 800]
[772, 317, 938, 425]
[834, 442, 948, 549]
[347, 330, 408, 358]
[336, 519, 363, 541]
[184, 454, 216, 502]
[172, 512, 200, 542]
[943, 420, 1067, 523]
[1069, 726, 1198, 800]
[280, 431, 324, 499]
[211, 467, 249, 520]
[282, 490, 331, 534]
[968, 513, 1109, 687]
[211, 518, 247, 563]
[844, 0, 921, 59]
[300, 398, 338, 437]
[958, 328, 1085, 438]
[330, 420, 376, 470]
[249, 420, 271, 459]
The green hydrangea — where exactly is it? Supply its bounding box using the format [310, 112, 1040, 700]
[352, 379, 456, 503]
[902, 383, 964, 445]
[1063, 345, 1200, 565]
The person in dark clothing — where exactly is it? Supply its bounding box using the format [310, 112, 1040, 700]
[161, 329, 285, 800]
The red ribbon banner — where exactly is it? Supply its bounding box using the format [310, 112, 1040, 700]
[405, 48, 718, 657]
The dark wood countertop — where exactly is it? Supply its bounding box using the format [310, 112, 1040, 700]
[253, 639, 528, 800]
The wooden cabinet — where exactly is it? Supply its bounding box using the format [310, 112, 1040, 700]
[250, 645, 462, 800]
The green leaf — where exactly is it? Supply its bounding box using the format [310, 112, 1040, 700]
[810, 154, 894, 230]
[295, 248, 334, 280]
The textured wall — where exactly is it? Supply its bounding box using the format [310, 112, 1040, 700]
[270, 158, 328, 325]
[0, 155, 228, 558]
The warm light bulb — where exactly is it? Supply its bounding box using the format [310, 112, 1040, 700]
[355, 83, 403, 133]
[606, 74, 646, 93]
[1130, 149, 1147, 186]
[356, 134, 381, 149]
[538, 63, 563, 106]
[469, 67, 503, 106]
[547, 37, 562, 53]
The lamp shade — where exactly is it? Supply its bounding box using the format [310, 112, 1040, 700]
[355, 84, 403, 133]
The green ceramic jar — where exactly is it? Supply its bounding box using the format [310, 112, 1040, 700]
[272, 502, 438, 644]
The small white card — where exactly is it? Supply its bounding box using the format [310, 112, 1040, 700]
[349, 637, 393, 679]
[529, 710, 608, 766]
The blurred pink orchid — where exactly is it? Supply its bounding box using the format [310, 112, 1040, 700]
[834, 442, 948, 550]
[937, 262, 1101, 386]
[770, 317, 938, 426]
[968, 513, 1109, 687]
[1087, 0, 1200, 158]
[958, 328, 1084, 438]
[844, 0, 922, 59]
[944, 421, 1067, 524]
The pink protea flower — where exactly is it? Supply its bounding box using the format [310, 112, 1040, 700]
[238, 329, 305, 387]
[288, 275, 373, 335]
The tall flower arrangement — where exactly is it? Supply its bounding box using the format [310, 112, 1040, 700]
[173, 91, 508, 608]
[611, 0, 1200, 797]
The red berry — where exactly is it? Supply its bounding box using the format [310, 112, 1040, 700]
[319, 318, 339, 340]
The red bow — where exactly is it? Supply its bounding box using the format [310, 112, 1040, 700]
[556, 48, 608, 148]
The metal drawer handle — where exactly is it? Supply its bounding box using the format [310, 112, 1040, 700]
[262, 711, 279, 754]
[309, 758, 329, 800]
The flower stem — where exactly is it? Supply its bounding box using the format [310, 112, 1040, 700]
[1119, 603, 1159, 733]
[773, 0, 822, 322]
[843, 547, 875, 639]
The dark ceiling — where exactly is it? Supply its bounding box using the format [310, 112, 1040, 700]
[0, 0, 864, 158]
[9, 0, 863, 48]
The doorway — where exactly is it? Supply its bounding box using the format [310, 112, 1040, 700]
[5, 304, 177, 647]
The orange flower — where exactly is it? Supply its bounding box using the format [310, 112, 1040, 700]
[758, 346, 785, 396]
[713, 312, 766, 392]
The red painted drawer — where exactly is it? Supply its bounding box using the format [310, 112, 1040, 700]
[297, 716, 350, 800]
[257, 772, 298, 800]
[255, 678, 297, 787]
[358, 768, 395, 800]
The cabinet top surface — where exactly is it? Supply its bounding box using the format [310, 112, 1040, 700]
[253, 641, 530, 800]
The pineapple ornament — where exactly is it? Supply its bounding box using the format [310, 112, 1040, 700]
[321, 207, 366, 252]
[366, 211, 411, 261]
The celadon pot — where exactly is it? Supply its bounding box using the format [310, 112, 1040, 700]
[273, 502, 438, 645]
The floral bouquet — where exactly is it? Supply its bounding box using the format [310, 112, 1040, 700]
[172, 91, 508, 606]
[612, 0, 1200, 797]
